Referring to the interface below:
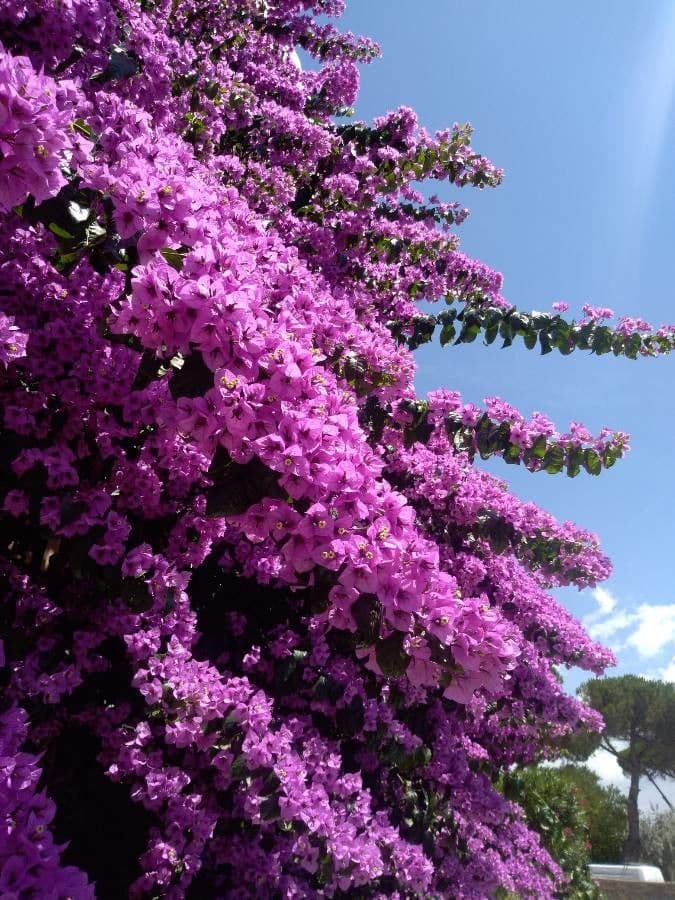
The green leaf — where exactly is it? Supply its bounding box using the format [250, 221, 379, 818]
[440, 321, 456, 346]
[351, 593, 381, 645]
[415, 745, 432, 767]
[612, 333, 626, 356]
[523, 329, 537, 350]
[54, 249, 84, 272]
[550, 319, 573, 353]
[483, 514, 512, 554]
[407, 315, 436, 349]
[230, 754, 248, 781]
[493, 421, 512, 452]
[566, 447, 584, 478]
[529, 434, 548, 460]
[582, 449, 602, 475]
[602, 446, 618, 468]
[503, 444, 522, 464]
[591, 328, 613, 355]
[48, 222, 75, 240]
[456, 322, 480, 344]
[408, 414, 434, 447]
[474, 418, 506, 460]
[484, 321, 500, 345]
[375, 631, 410, 678]
[72, 118, 94, 139]
[160, 247, 186, 271]
[624, 333, 642, 359]
[575, 322, 594, 351]
[539, 330, 553, 354]
[530, 311, 552, 329]
[543, 445, 565, 475]
[500, 319, 514, 348]
[510, 312, 530, 334]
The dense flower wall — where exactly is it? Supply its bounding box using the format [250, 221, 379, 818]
[0, 1, 662, 896]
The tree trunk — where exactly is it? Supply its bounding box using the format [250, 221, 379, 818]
[623, 768, 641, 862]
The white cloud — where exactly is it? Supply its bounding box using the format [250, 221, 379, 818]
[587, 747, 629, 790]
[586, 747, 675, 811]
[583, 587, 619, 626]
[654, 656, 675, 682]
[585, 610, 636, 640]
[593, 587, 617, 615]
[625, 604, 675, 658]
[581, 588, 675, 660]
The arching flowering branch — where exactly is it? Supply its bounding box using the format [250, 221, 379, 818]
[361, 394, 629, 477]
[402, 303, 675, 359]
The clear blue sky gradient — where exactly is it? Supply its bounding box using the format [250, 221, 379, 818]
[336, 0, 675, 693]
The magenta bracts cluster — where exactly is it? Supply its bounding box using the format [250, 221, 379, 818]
[0, 1, 648, 896]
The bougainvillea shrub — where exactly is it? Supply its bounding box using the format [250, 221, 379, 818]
[0, 2, 669, 896]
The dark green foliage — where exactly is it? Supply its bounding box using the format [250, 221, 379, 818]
[554, 765, 627, 864]
[502, 766, 601, 899]
[16, 184, 130, 274]
[375, 630, 410, 678]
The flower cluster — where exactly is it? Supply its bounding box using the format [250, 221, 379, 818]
[0, 1, 651, 896]
[0, 311, 27, 367]
[0, 45, 90, 210]
[0, 704, 94, 898]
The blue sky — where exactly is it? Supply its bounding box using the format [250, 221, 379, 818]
[336, 1, 675, 805]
